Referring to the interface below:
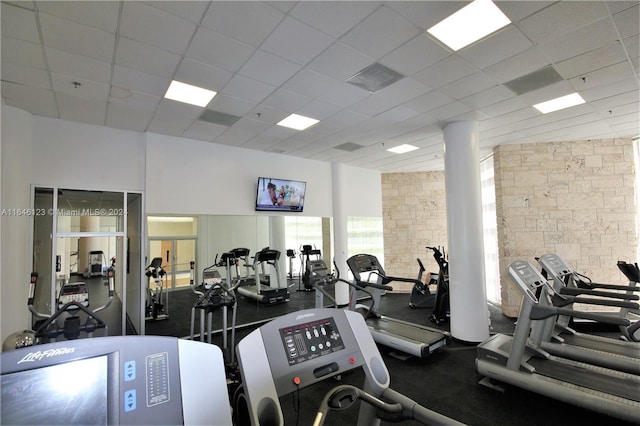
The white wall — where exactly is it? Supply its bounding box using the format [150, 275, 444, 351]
[32, 116, 146, 190]
[1, 107, 384, 342]
[1, 106, 34, 341]
[145, 132, 334, 217]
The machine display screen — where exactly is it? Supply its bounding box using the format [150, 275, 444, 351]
[1, 355, 109, 425]
[279, 317, 345, 365]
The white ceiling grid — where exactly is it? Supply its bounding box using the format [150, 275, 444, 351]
[1, 0, 638, 172]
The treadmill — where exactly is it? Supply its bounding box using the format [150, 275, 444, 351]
[346, 254, 448, 358]
[532, 254, 640, 374]
[476, 261, 640, 423]
[237, 248, 289, 304]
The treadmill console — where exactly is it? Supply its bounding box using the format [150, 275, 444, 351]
[508, 261, 548, 303]
[279, 316, 345, 365]
[538, 253, 572, 277]
[1, 336, 232, 425]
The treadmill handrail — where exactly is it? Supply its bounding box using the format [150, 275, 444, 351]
[530, 305, 631, 326]
[551, 293, 639, 309]
[559, 287, 639, 300]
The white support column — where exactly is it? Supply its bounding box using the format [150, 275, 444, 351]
[332, 162, 349, 305]
[443, 121, 490, 343]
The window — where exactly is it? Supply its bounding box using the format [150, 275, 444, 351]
[481, 156, 501, 304]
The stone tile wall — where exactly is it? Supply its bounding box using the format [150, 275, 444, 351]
[381, 171, 448, 292]
[382, 139, 637, 316]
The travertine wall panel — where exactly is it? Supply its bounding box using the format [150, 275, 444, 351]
[381, 139, 637, 315]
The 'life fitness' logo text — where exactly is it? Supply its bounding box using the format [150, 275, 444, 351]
[17, 347, 75, 364]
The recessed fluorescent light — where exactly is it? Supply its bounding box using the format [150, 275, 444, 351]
[277, 113, 319, 131]
[533, 93, 586, 114]
[387, 144, 419, 154]
[427, 0, 511, 51]
[164, 80, 217, 107]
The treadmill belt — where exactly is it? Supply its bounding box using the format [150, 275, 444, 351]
[366, 317, 445, 344]
[561, 334, 640, 359]
[528, 358, 640, 402]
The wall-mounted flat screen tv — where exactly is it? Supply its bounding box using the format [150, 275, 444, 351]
[255, 177, 306, 212]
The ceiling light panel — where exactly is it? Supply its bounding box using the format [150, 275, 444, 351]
[387, 144, 419, 154]
[164, 80, 217, 107]
[427, 0, 511, 51]
[533, 93, 586, 114]
[277, 113, 319, 130]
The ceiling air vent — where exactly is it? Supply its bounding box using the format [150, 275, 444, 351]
[503, 66, 563, 95]
[334, 142, 365, 152]
[346, 63, 405, 93]
[199, 109, 242, 127]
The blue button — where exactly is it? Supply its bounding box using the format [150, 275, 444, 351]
[124, 389, 137, 412]
[124, 361, 136, 382]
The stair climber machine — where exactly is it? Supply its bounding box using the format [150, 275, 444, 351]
[346, 254, 448, 358]
[23, 258, 115, 346]
[237, 247, 289, 305]
[232, 308, 465, 426]
[188, 254, 241, 383]
[1, 335, 232, 425]
[145, 257, 168, 321]
[530, 254, 640, 374]
[538, 253, 640, 341]
[408, 258, 435, 309]
[476, 260, 640, 424]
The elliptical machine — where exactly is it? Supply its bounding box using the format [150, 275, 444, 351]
[145, 257, 168, 320]
[427, 246, 450, 325]
[299, 244, 322, 292]
[25, 258, 115, 344]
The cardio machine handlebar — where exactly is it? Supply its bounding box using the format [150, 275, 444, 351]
[313, 385, 465, 426]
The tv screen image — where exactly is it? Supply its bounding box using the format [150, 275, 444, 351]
[256, 177, 306, 212]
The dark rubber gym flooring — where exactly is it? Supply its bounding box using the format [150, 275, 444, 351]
[145, 284, 636, 426]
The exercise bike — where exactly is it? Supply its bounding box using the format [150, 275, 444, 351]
[409, 258, 437, 308]
[145, 257, 168, 320]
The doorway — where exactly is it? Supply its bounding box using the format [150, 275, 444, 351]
[148, 238, 196, 289]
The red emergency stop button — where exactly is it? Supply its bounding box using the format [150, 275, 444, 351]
[349, 357, 356, 364]
[293, 376, 301, 385]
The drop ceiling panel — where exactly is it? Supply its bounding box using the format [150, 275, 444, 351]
[387, 1, 467, 31]
[238, 50, 302, 87]
[45, 47, 112, 84]
[290, 1, 380, 38]
[517, 1, 609, 44]
[35, 1, 120, 33]
[318, 83, 371, 109]
[438, 72, 496, 100]
[2, 62, 50, 89]
[459, 26, 534, 70]
[413, 55, 476, 89]
[483, 47, 551, 83]
[341, 6, 421, 59]
[51, 73, 109, 100]
[174, 59, 232, 92]
[186, 27, 255, 73]
[379, 34, 450, 77]
[112, 65, 169, 97]
[221, 74, 275, 104]
[260, 16, 335, 66]
[2, 37, 47, 69]
[202, 1, 284, 47]
[144, 1, 210, 24]
[307, 42, 375, 81]
[1, 81, 58, 117]
[555, 44, 629, 79]
[109, 90, 160, 112]
[613, 4, 640, 39]
[120, 2, 196, 55]
[147, 113, 192, 136]
[461, 85, 515, 110]
[2, 3, 40, 43]
[39, 14, 116, 62]
[115, 37, 181, 78]
[261, 89, 312, 113]
[208, 94, 257, 117]
[537, 18, 620, 64]
[155, 98, 203, 120]
[283, 68, 341, 99]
